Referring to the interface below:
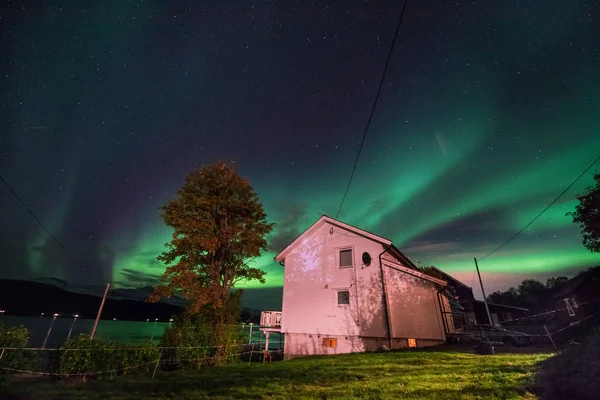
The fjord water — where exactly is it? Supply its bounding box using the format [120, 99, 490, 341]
[2, 316, 281, 349]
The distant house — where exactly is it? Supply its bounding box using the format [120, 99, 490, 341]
[422, 266, 528, 326]
[554, 266, 600, 323]
[260, 215, 454, 360]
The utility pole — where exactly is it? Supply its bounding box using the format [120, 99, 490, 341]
[474, 258, 493, 325]
[90, 283, 110, 340]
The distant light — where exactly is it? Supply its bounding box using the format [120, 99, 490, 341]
[41, 313, 45, 316]
[74, 314, 79, 318]
[113, 318, 117, 321]
[53, 313, 59, 317]
[155, 318, 159, 321]
[169, 319, 173, 322]
[0, 310, 5, 314]
[146, 319, 149, 322]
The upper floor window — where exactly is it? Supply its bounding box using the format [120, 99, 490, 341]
[339, 248, 353, 268]
[337, 290, 350, 305]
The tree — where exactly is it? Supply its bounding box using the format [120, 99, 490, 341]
[545, 276, 569, 291]
[149, 161, 273, 333]
[487, 279, 554, 310]
[488, 287, 521, 307]
[568, 172, 600, 252]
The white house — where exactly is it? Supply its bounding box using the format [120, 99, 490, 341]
[260, 215, 454, 360]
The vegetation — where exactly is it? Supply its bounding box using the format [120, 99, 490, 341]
[0, 321, 31, 388]
[6, 349, 551, 399]
[159, 291, 247, 367]
[487, 276, 570, 311]
[535, 330, 600, 400]
[149, 161, 273, 345]
[59, 335, 160, 379]
[568, 172, 600, 253]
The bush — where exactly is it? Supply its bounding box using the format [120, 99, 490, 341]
[159, 322, 246, 369]
[535, 329, 600, 400]
[159, 291, 248, 369]
[0, 322, 34, 387]
[60, 335, 160, 379]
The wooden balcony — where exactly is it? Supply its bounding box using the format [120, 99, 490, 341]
[260, 311, 282, 332]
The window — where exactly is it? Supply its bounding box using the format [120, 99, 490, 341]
[339, 248, 353, 268]
[501, 313, 512, 322]
[564, 298, 576, 317]
[337, 290, 350, 305]
[323, 338, 337, 348]
[407, 338, 417, 348]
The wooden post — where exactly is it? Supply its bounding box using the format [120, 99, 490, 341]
[152, 349, 163, 378]
[90, 283, 110, 340]
[474, 258, 493, 325]
[248, 323, 253, 344]
[263, 332, 270, 363]
[248, 343, 255, 365]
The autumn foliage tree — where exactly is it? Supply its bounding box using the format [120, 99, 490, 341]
[149, 161, 273, 335]
[568, 172, 600, 253]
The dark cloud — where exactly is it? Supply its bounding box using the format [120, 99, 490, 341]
[268, 203, 307, 252]
[403, 209, 510, 255]
[116, 268, 161, 288]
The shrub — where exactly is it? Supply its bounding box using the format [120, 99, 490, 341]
[0, 322, 34, 387]
[159, 322, 246, 369]
[159, 291, 248, 369]
[60, 334, 160, 379]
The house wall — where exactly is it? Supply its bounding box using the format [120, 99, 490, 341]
[557, 291, 595, 323]
[281, 221, 446, 357]
[281, 222, 388, 338]
[383, 264, 447, 342]
[283, 333, 443, 360]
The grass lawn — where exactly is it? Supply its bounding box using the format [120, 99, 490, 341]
[6, 350, 552, 400]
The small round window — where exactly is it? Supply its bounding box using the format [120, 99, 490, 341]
[362, 252, 372, 266]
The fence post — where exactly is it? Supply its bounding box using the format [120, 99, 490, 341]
[0, 348, 5, 361]
[544, 325, 557, 350]
[152, 349, 163, 378]
[248, 343, 254, 365]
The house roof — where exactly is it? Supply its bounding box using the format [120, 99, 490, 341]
[382, 259, 447, 286]
[274, 215, 420, 271]
[427, 266, 473, 291]
[554, 266, 600, 299]
[274, 215, 392, 262]
[473, 300, 529, 312]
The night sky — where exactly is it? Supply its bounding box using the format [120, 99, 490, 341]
[1, 0, 599, 304]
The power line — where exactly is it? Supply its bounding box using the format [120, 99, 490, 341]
[478, 154, 600, 261]
[0, 174, 87, 271]
[335, 0, 411, 220]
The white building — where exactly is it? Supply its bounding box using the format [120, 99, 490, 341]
[260, 215, 454, 359]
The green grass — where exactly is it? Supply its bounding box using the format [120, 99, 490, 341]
[7, 350, 552, 400]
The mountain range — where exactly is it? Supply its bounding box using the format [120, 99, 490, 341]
[0, 278, 264, 323]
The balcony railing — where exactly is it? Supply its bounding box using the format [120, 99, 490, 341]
[260, 311, 282, 328]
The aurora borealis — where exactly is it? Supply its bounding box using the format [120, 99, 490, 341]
[1, 0, 599, 304]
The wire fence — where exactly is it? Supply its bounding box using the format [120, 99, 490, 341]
[458, 297, 600, 349]
[0, 340, 286, 378]
[0, 316, 275, 349]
